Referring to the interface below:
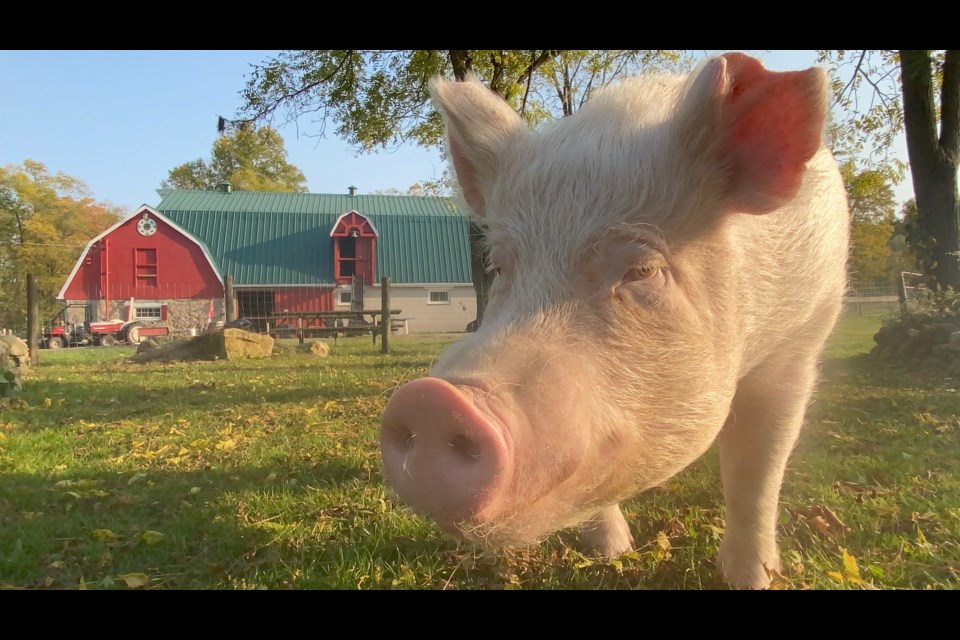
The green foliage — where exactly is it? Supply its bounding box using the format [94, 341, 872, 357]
[233, 50, 688, 151]
[163, 127, 307, 193]
[842, 162, 898, 284]
[818, 50, 908, 174]
[1, 326, 958, 589]
[0, 161, 122, 331]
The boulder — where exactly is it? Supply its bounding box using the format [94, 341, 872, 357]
[130, 329, 273, 363]
[0, 335, 30, 401]
[137, 338, 161, 354]
[297, 340, 330, 358]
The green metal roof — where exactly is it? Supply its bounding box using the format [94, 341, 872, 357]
[155, 189, 472, 286]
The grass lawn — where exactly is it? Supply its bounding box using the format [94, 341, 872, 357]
[1, 310, 958, 589]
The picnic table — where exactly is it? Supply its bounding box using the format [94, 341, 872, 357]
[249, 310, 406, 344]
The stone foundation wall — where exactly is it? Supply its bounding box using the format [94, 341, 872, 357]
[64, 298, 225, 339]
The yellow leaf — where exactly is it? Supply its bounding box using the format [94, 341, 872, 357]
[189, 487, 201, 495]
[90, 529, 117, 542]
[215, 438, 237, 451]
[656, 531, 671, 551]
[827, 571, 845, 581]
[177, 447, 189, 456]
[841, 548, 860, 579]
[324, 400, 337, 411]
[118, 573, 149, 588]
[138, 530, 165, 545]
[43, 397, 52, 407]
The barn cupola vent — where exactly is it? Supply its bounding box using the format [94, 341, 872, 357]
[217, 182, 232, 194]
[348, 185, 357, 197]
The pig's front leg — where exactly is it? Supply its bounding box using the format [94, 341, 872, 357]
[580, 504, 635, 557]
[717, 358, 819, 589]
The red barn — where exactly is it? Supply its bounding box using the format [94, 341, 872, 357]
[59, 207, 224, 332]
[59, 188, 476, 336]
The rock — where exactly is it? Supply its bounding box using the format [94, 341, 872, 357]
[130, 329, 273, 363]
[297, 341, 330, 357]
[0, 335, 30, 400]
[949, 331, 960, 352]
[137, 338, 161, 353]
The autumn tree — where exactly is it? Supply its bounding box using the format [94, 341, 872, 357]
[226, 50, 686, 324]
[843, 162, 898, 285]
[163, 126, 307, 193]
[0, 161, 122, 331]
[819, 50, 959, 292]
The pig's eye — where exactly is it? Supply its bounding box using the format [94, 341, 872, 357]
[624, 264, 663, 282]
[486, 264, 502, 278]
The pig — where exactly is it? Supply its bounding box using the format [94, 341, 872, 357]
[379, 52, 849, 589]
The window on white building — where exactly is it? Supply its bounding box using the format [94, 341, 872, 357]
[337, 289, 353, 306]
[428, 290, 450, 304]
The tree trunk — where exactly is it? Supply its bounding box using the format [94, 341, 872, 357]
[900, 49, 960, 291]
[469, 221, 494, 327]
[449, 51, 472, 81]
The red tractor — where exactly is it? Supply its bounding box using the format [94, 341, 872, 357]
[41, 304, 164, 349]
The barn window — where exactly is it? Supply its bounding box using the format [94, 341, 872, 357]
[135, 304, 163, 319]
[331, 211, 377, 285]
[337, 288, 352, 306]
[428, 290, 450, 305]
[135, 248, 158, 285]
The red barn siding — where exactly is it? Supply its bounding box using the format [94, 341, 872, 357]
[274, 288, 335, 314]
[63, 214, 223, 301]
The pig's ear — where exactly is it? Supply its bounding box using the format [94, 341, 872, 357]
[683, 53, 828, 215]
[430, 76, 527, 217]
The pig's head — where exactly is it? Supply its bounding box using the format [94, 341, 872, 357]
[380, 53, 830, 548]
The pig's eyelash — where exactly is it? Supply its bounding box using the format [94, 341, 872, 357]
[485, 265, 502, 277]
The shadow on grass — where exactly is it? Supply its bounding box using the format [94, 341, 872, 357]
[0, 457, 406, 589]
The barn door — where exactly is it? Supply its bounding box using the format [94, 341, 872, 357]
[351, 274, 364, 312]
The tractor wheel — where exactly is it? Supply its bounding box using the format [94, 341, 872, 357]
[99, 334, 117, 347]
[124, 322, 145, 344]
[46, 336, 64, 350]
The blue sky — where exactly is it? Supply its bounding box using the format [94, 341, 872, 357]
[1, 50, 912, 213]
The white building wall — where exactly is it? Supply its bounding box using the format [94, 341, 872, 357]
[344, 284, 476, 333]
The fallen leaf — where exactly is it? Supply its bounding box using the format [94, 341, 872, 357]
[841, 548, 860, 580]
[90, 529, 118, 542]
[118, 573, 149, 588]
[656, 531, 671, 551]
[138, 530, 165, 545]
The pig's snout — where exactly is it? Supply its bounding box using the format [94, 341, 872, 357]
[380, 377, 512, 525]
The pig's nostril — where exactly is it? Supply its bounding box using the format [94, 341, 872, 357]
[450, 434, 482, 461]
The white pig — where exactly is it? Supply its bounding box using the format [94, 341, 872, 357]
[380, 52, 849, 589]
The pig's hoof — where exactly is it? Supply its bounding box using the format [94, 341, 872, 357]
[718, 542, 780, 590]
[580, 505, 635, 557]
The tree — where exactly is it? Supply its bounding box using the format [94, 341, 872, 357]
[0, 161, 122, 331]
[163, 126, 307, 193]
[227, 50, 686, 325]
[819, 50, 959, 292]
[842, 162, 898, 284]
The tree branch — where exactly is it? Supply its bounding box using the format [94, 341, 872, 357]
[225, 50, 356, 131]
[835, 50, 867, 107]
[514, 50, 564, 87]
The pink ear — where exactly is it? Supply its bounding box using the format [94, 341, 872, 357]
[719, 53, 827, 214]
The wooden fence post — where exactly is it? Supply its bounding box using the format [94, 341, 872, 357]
[225, 275, 236, 322]
[381, 277, 390, 354]
[27, 274, 39, 364]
